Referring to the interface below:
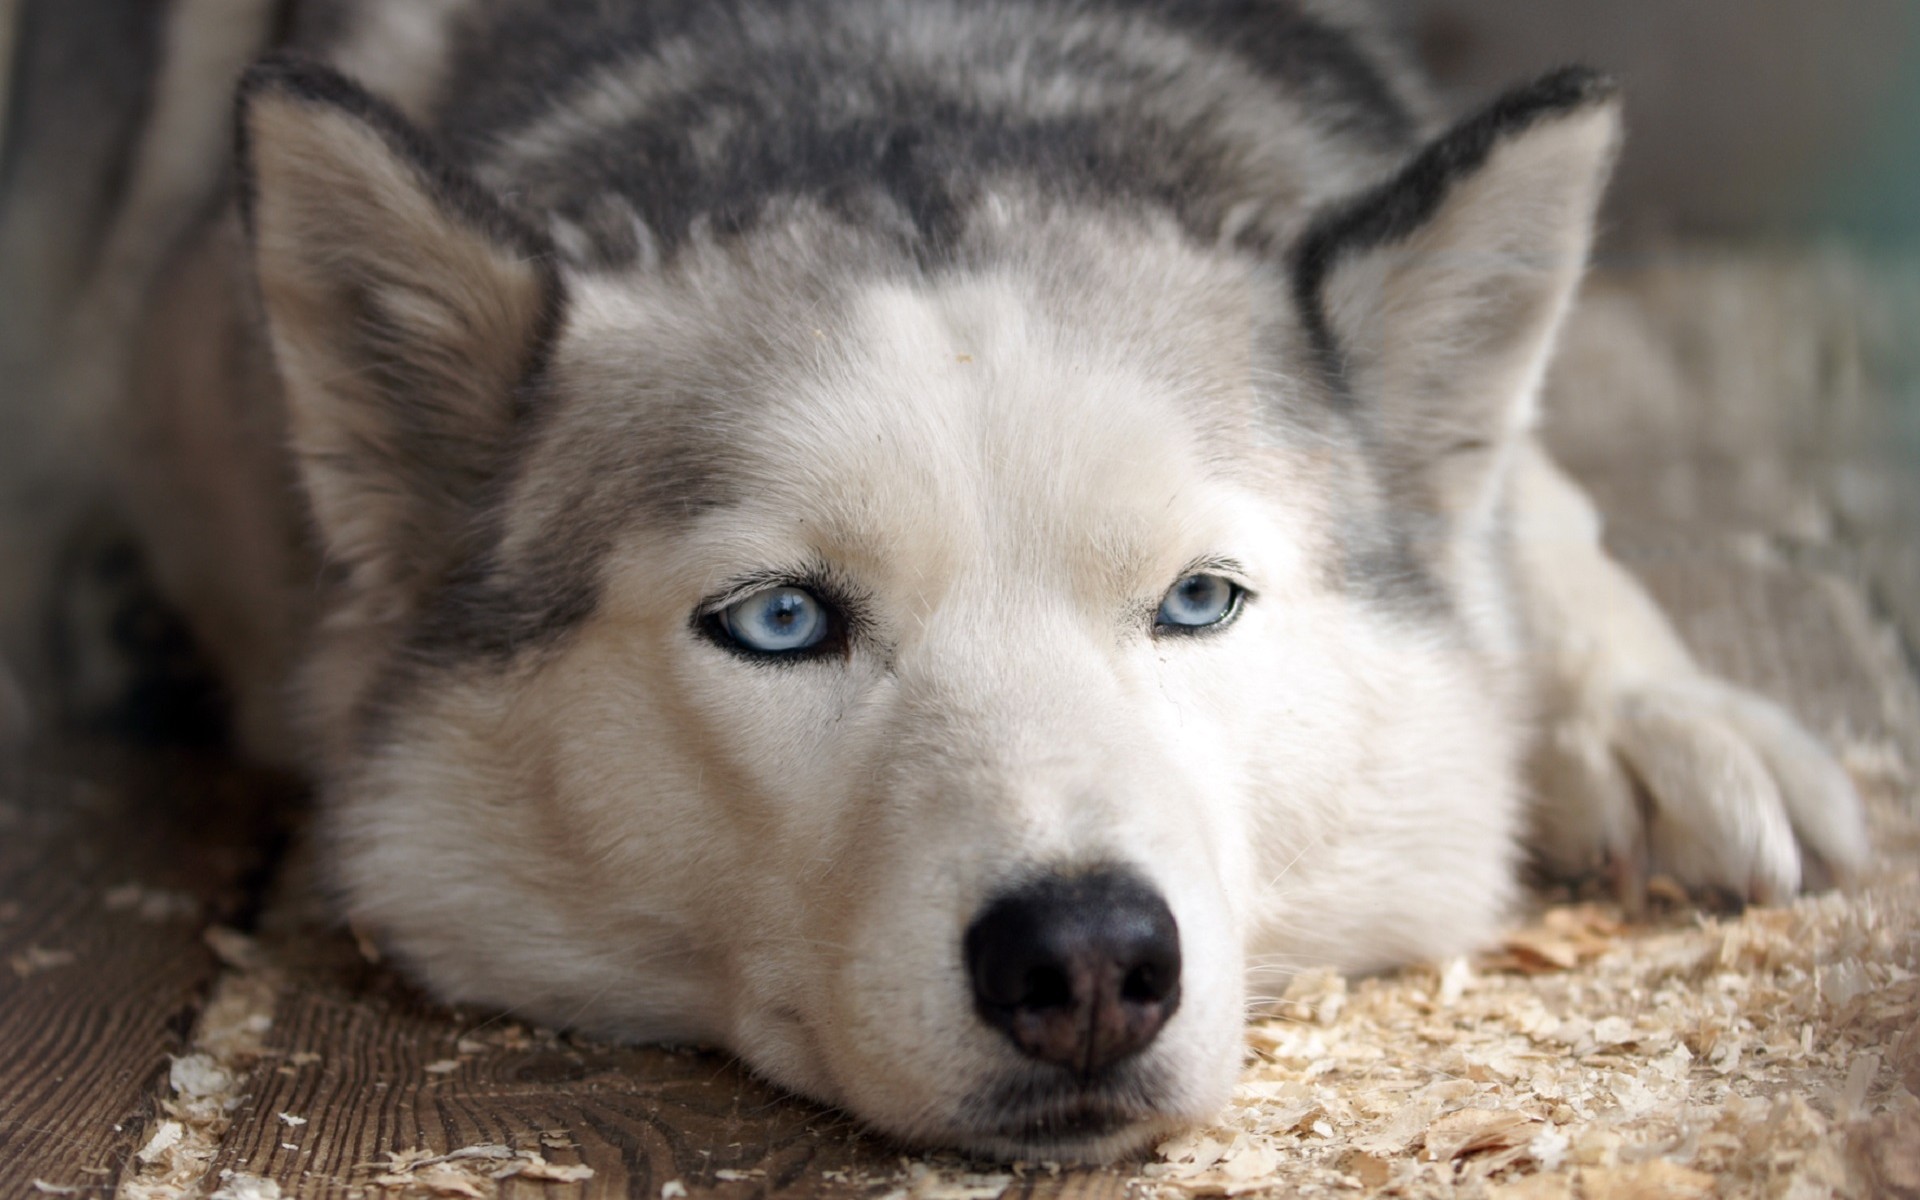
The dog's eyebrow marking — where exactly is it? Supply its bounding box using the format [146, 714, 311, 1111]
[1175, 555, 1251, 584]
[695, 562, 841, 612]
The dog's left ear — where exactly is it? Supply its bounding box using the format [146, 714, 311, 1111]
[1292, 67, 1620, 521]
[237, 58, 560, 608]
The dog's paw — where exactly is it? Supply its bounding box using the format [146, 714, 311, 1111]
[1532, 674, 1869, 905]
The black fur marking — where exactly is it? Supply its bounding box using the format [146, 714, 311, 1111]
[415, 0, 1419, 264]
[400, 541, 603, 665]
[1288, 65, 1617, 395]
[519, 100, 1234, 265]
[434, 0, 1419, 156]
[1132, 0, 1418, 145]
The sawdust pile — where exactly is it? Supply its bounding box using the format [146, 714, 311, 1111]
[1142, 753, 1920, 1199]
[118, 929, 281, 1200]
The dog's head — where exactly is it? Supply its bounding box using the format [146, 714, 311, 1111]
[237, 60, 1617, 1159]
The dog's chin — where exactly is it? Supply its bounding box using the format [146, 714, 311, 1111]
[941, 1068, 1195, 1164]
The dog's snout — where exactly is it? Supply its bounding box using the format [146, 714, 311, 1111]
[964, 867, 1181, 1077]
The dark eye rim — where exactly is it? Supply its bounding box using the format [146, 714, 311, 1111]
[1152, 572, 1250, 638]
[692, 578, 853, 664]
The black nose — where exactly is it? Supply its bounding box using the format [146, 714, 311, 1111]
[964, 867, 1182, 1077]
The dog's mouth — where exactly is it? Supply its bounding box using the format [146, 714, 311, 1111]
[992, 1099, 1137, 1142]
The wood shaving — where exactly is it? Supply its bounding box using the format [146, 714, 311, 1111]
[209, 1172, 284, 1200]
[103, 882, 202, 923]
[1576, 1161, 1717, 1199]
[120, 966, 282, 1200]
[349, 919, 384, 964]
[903, 1164, 1016, 1200]
[514, 1162, 595, 1183]
[9, 945, 76, 977]
[1421, 1109, 1539, 1162]
[1849, 1107, 1920, 1197]
[136, 1122, 185, 1164]
[1480, 906, 1625, 975]
[371, 1166, 487, 1198]
[202, 926, 266, 970]
[367, 1143, 595, 1197]
[169, 1054, 239, 1105]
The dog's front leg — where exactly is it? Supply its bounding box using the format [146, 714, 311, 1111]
[1509, 438, 1869, 903]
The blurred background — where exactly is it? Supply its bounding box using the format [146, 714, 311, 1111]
[1402, 0, 1920, 247]
[3, 0, 1917, 251]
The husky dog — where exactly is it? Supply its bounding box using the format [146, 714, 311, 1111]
[6, 0, 1869, 1161]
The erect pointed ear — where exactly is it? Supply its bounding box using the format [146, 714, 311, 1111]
[1291, 67, 1620, 522]
[236, 58, 560, 607]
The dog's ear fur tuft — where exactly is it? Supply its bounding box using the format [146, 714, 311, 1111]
[1292, 66, 1620, 524]
[236, 57, 561, 610]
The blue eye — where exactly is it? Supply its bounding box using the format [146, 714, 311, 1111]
[1155, 573, 1241, 632]
[718, 586, 830, 654]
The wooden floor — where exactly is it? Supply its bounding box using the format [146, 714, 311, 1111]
[3, 247, 1917, 1200]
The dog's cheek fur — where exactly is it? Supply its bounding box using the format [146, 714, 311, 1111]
[1239, 605, 1525, 978]
[324, 622, 734, 1043]
[1131, 486, 1525, 990]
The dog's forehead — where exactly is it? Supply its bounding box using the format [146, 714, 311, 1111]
[531, 224, 1290, 592]
[747, 272, 1237, 582]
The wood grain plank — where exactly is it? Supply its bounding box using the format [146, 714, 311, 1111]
[0, 744, 289, 1197]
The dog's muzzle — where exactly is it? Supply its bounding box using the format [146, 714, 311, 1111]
[964, 866, 1182, 1079]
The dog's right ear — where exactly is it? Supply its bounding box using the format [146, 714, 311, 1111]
[1290, 67, 1620, 533]
[237, 58, 559, 609]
